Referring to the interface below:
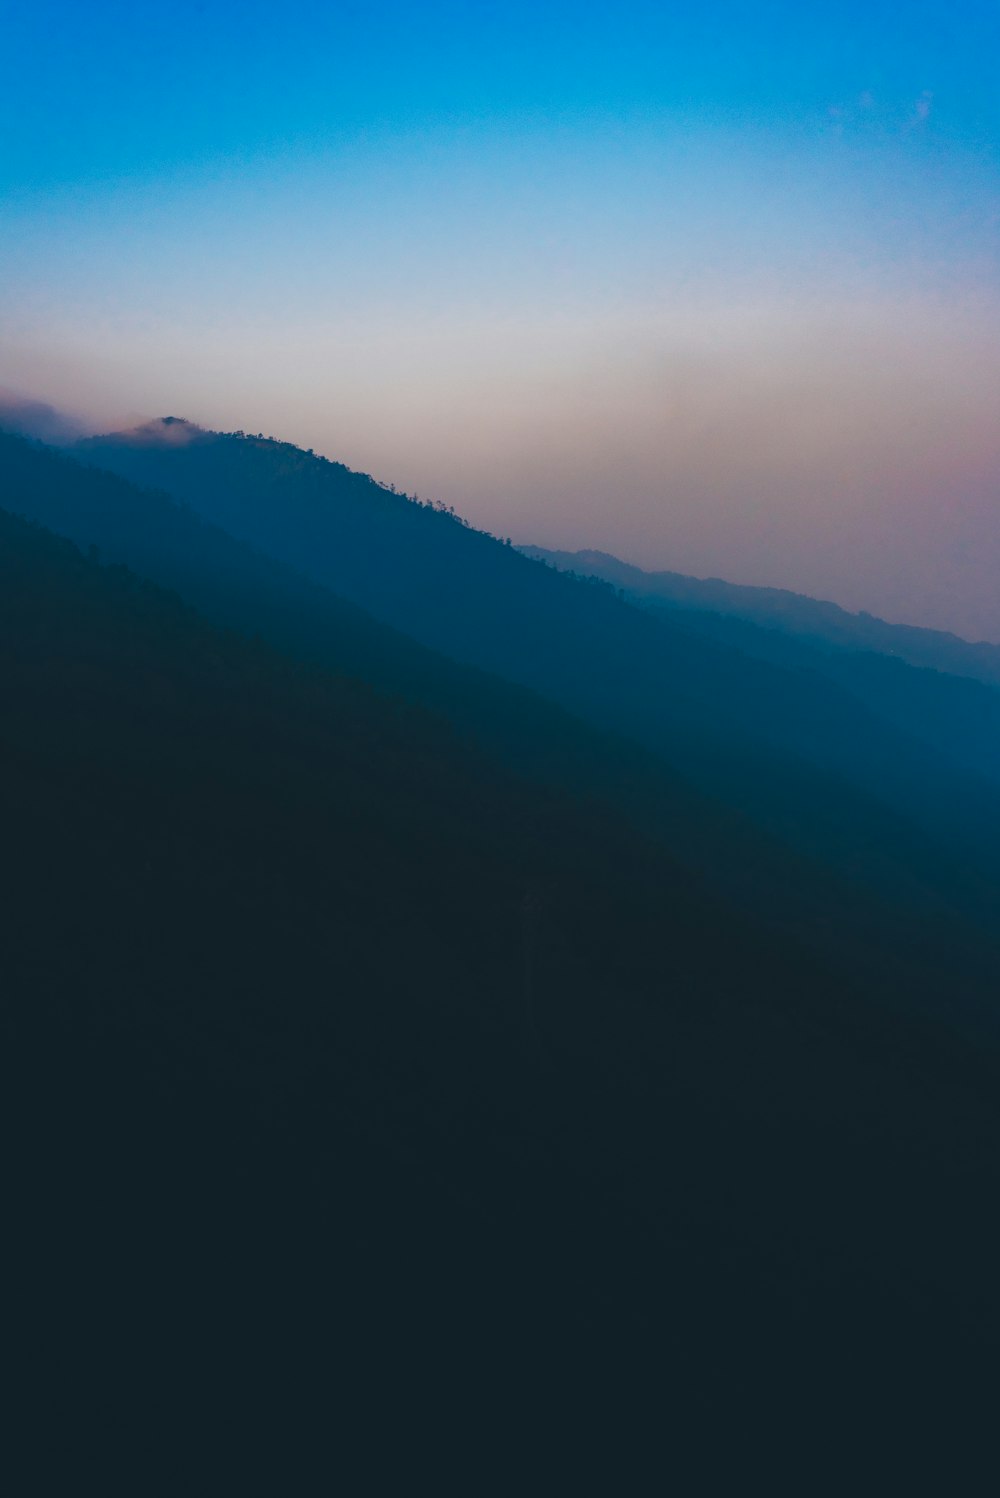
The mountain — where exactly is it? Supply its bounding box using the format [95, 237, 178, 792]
[73, 420, 1000, 917]
[12, 427, 1000, 1010]
[0, 431, 859, 934]
[522, 544, 1000, 686]
[523, 544, 1000, 792]
[6, 501, 1000, 1452]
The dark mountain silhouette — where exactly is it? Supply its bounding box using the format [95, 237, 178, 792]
[523, 544, 1000, 686]
[5, 502, 1000, 1461]
[10, 426, 998, 1006]
[72, 420, 1000, 917]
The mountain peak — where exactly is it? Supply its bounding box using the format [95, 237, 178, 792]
[100, 416, 207, 448]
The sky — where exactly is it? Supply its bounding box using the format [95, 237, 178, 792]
[2, 0, 998, 638]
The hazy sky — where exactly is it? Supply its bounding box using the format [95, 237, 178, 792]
[2, 1, 998, 638]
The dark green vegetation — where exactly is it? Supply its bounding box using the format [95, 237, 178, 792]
[4, 427, 1000, 1473]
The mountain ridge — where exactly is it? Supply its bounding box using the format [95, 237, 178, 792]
[13, 425, 996, 995]
[72, 420, 1000, 916]
[521, 544, 1000, 683]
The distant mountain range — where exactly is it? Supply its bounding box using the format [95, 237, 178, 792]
[522, 544, 1000, 685]
[521, 543, 1000, 795]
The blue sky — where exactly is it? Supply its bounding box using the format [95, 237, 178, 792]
[2, 0, 999, 635]
[3, 0, 997, 190]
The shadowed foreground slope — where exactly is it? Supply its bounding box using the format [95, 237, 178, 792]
[4, 504, 1000, 1475]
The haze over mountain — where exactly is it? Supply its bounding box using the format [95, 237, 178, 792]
[523, 544, 1000, 788]
[0, 390, 85, 445]
[522, 546, 1000, 685]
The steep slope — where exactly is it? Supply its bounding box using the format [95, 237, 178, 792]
[75, 421, 1000, 908]
[523, 544, 1000, 685]
[5, 505, 1000, 1443]
[0, 429, 883, 946]
[11, 425, 1000, 982]
[0, 501, 771, 1033]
